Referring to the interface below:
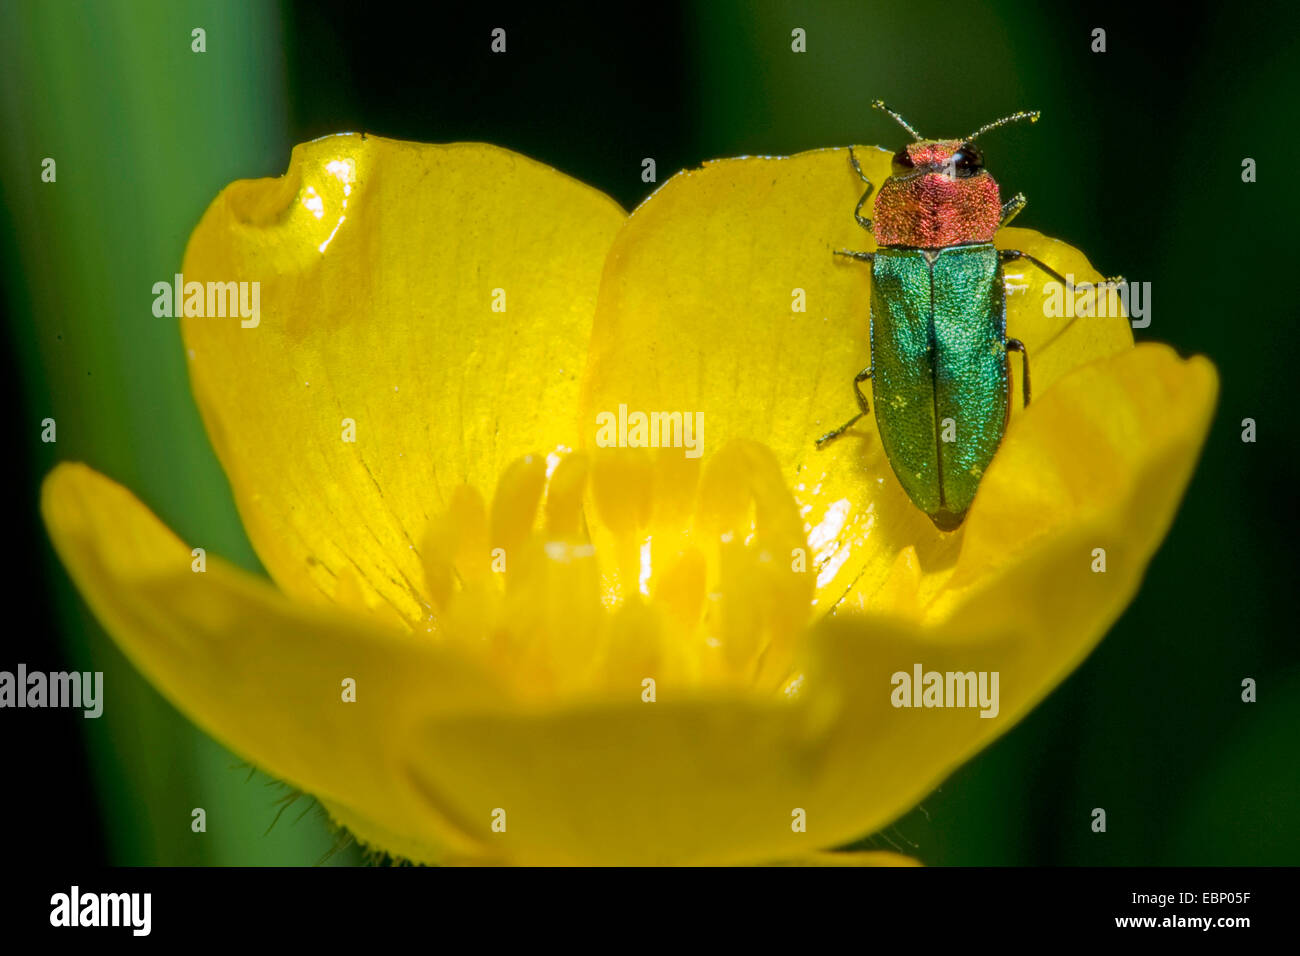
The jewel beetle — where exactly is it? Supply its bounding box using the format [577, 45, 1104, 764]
[817, 100, 1084, 532]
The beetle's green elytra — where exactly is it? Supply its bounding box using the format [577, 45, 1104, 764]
[817, 101, 1086, 532]
[871, 244, 1008, 529]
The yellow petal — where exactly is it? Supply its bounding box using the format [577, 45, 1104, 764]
[932, 344, 1219, 643]
[41, 462, 507, 864]
[800, 344, 1218, 851]
[404, 695, 828, 865]
[580, 146, 1132, 613]
[182, 136, 625, 624]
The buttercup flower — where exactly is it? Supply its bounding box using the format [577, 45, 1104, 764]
[42, 134, 1216, 865]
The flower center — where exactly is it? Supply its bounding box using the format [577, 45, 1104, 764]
[418, 441, 814, 701]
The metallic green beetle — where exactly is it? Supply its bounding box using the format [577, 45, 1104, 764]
[818, 101, 1076, 531]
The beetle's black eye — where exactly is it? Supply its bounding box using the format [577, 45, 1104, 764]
[951, 143, 984, 177]
[891, 147, 914, 174]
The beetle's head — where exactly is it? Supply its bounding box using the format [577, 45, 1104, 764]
[868, 102, 1039, 249]
[891, 139, 986, 181]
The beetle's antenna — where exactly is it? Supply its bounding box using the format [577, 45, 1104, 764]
[871, 100, 924, 141]
[967, 110, 1041, 141]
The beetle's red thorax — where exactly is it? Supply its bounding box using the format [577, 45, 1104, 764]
[873, 140, 1002, 249]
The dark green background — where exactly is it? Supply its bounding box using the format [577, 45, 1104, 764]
[1, 0, 1295, 865]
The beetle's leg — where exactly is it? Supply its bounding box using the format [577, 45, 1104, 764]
[1003, 249, 1126, 290]
[999, 249, 1068, 285]
[816, 365, 873, 447]
[999, 193, 1027, 229]
[848, 146, 875, 233]
[1003, 250, 1128, 304]
[1006, 338, 1031, 406]
[834, 249, 875, 263]
[852, 364, 873, 414]
[848, 146, 872, 186]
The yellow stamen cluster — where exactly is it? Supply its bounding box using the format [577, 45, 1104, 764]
[419, 441, 814, 700]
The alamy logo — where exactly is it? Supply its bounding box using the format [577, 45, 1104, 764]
[890, 663, 1000, 718]
[595, 404, 703, 459]
[0, 664, 103, 718]
[152, 273, 260, 328]
[1040, 275, 1151, 329]
[50, 886, 150, 936]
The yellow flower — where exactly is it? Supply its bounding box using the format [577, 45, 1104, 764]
[42, 134, 1216, 865]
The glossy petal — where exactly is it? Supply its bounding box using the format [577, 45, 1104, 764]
[41, 462, 506, 864]
[803, 345, 1219, 851]
[579, 147, 1133, 613]
[182, 135, 626, 623]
